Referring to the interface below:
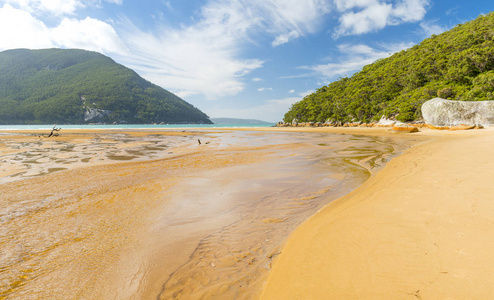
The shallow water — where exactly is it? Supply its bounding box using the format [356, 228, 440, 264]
[0, 130, 416, 299]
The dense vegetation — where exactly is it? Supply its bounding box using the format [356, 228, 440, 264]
[284, 12, 494, 123]
[0, 48, 212, 124]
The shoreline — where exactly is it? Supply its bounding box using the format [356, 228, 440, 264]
[261, 127, 494, 299]
[0, 127, 422, 299]
[2, 126, 475, 298]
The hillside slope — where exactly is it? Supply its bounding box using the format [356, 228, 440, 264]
[0, 48, 212, 124]
[284, 12, 494, 123]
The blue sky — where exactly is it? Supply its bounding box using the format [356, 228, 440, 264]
[0, 0, 492, 122]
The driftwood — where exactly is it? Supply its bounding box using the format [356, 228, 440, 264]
[47, 125, 61, 137]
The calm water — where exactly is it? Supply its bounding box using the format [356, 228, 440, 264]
[0, 123, 276, 130]
[0, 129, 416, 299]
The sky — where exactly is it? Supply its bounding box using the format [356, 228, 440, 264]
[0, 0, 493, 122]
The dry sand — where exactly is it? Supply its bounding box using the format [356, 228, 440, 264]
[261, 127, 494, 299]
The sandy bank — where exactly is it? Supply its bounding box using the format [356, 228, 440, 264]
[1, 128, 417, 299]
[262, 127, 494, 299]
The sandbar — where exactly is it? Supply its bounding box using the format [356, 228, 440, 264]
[262, 127, 494, 299]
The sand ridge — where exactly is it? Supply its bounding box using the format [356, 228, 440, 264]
[261, 127, 494, 299]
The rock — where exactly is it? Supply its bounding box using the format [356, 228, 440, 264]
[426, 124, 450, 130]
[393, 125, 419, 133]
[291, 119, 298, 126]
[421, 98, 494, 127]
[84, 107, 111, 122]
[449, 124, 476, 131]
[376, 115, 396, 127]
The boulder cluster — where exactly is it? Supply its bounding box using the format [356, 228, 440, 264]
[275, 98, 493, 132]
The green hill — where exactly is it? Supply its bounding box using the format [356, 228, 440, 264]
[0, 48, 212, 124]
[284, 12, 494, 124]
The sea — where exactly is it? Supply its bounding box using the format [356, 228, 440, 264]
[0, 123, 276, 130]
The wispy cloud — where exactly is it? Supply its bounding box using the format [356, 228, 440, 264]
[257, 87, 273, 92]
[301, 42, 414, 80]
[4, 0, 121, 16]
[4, 0, 83, 16]
[334, 0, 430, 37]
[446, 5, 460, 16]
[419, 20, 449, 37]
[116, 0, 334, 98]
[118, 16, 264, 99]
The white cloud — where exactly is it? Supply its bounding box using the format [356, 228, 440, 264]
[391, 0, 429, 23]
[119, 18, 264, 99]
[446, 6, 459, 16]
[419, 20, 449, 37]
[335, 0, 430, 37]
[299, 89, 315, 97]
[334, 0, 376, 11]
[289, 89, 295, 93]
[266, 0, 331, 46]
[0, 4, 53, 49]
[118, 0, 334, 99]
[302, 42, 413, 80]
[4, 0, 84, 16]
[252, 77, 263, 82]
[0, 4, 126, 55]
[272, 30, 300, 47]
[50, 17, 127, 55]
[257, 87, 273, 92]
[336, 2, 392, 36]
[104, 0, 122, 4]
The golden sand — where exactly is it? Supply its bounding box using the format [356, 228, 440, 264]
[0, 128, 414, 299]
[5, 127, 480, 299]
[261, 127, 494, 299]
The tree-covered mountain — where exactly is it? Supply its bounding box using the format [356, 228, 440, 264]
[284, 12, 494, 124]
[0, 48, 212, 124]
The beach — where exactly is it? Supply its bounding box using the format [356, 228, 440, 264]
[261, 126, 494, 299]
[2, 126, 491, 299]
[0, 127, 424, 299]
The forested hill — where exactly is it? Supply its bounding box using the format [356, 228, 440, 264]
[284, 12, 494, 124]
[0, 48, 212, 124]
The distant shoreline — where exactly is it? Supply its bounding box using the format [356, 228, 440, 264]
[0, 123, 277, 131]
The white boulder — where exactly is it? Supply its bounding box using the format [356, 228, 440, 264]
[421, 98, 494, 127]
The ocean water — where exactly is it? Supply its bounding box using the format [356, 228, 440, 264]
[0, 123, 276, 130]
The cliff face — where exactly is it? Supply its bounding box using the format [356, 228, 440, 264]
[0, 48, 212, 124]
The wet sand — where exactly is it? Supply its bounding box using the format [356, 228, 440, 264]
[262, 127, 494, 299]
[0, 127, 425, 299]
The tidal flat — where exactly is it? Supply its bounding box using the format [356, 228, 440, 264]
[0, 128, 424, 299]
